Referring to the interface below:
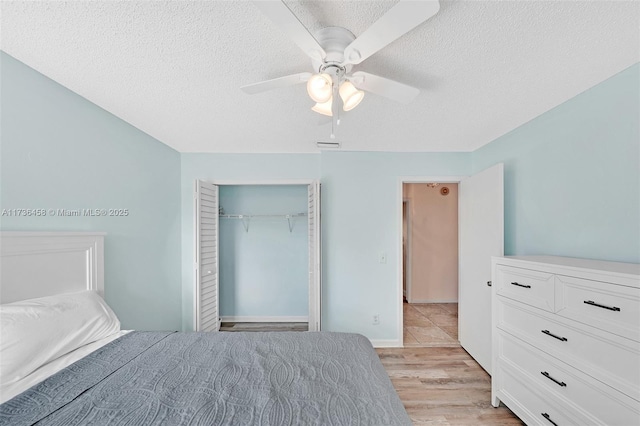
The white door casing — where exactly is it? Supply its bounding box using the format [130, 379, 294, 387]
[458, 163, 504, 374]
[398, 176, 466, 347]
[195, 180, 220, 332]
[402, 199, 412, 302]
[308, 181, 321, 331]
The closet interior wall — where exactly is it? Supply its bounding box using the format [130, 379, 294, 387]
[218, 185, 309, 322]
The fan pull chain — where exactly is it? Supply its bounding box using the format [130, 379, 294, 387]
[330, 78, 340, 139]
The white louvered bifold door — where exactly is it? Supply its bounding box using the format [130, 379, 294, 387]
[308, 181, 321, 331]
[195, 180, 220, 332]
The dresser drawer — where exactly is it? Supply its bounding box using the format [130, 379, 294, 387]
[495, 265, 555, 311]
[495, 362, 597, 426]
[496, 298, 640, 401]
[556, 275, 640, 342]
[497, 332, 640, 426]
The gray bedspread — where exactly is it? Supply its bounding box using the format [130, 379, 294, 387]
[0, 331, 412, 425]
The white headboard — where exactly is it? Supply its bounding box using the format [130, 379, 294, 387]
[0, 232, 105, 304]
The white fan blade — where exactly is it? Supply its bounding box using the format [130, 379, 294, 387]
[343, 0, 440, 65]
[241, 72, 312, 95]
[351, 71, 419, 104]
[253, 1, 326, 61]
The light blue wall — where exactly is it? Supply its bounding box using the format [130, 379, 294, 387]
[180, 153, 320, 329]
[5, 50, 637, 344]
[0, 52, 183, 330]
[473, 64, 640, 263]
[181, 152, 470, 340]
[320, 152, 470, 340]
[218, 185, 308, 318]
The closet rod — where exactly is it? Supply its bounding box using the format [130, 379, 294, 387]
[219, 213, 306, 219]
[219, 213, 306, 233]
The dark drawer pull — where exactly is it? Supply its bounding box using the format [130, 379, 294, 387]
[542, 412, 559, 426]
[541, 371, 566, 387]
[541, 329, 567, 342]
[510, 281, 531, 288]
[584, 300, 620, 311]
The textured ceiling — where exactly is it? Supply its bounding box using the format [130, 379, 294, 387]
[1, 1, 638, 153]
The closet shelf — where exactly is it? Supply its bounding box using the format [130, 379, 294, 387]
[220, 213, 307, 233]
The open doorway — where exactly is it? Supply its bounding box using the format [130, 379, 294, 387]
[402, 182, 460, 347]
[397, 166, 503, 373]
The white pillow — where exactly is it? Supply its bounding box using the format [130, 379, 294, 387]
[0, 290, 120, 386]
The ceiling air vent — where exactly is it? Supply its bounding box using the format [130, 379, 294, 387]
[316, 141, 341, 149]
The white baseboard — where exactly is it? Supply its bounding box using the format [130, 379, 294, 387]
[408, 299, 458, 304]
[369, 339, 402, 348]
[220, 316, 308, 323]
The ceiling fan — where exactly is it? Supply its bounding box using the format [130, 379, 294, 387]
[241, 0, 441, 137]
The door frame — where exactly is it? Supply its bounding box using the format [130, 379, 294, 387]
[397, 176, 466, 347]
[402, 198, 412, 302]
[195, 178, 321, 331]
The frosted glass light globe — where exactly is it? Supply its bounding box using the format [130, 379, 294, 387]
[307, 73, 332, 103]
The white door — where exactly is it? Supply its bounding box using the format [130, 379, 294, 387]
[308, 182, 321, 331]
[195, 180, 220, 332]
[458, 163, 504, 374]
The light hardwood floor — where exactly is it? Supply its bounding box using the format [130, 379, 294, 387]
[377, 346, 523, 425]
[396, 302, 522, 424]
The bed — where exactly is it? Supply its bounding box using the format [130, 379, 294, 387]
[0, 232, 411, 425]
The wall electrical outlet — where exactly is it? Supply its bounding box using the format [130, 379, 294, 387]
[378, 252, 387, 264]
[373, 314, 380, 325]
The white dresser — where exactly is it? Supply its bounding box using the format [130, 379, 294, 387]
[491, 256, 640, 426]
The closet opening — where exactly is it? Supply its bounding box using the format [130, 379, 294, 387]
[195, 180, 321, 333]
[219, 185, 308, 332]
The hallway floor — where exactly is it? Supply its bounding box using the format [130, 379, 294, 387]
[403, 303, 459, 347]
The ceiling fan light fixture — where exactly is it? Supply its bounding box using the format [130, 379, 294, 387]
[307, 73, 333, 103]
[339, 80, 364, 111]
[311, 98, 333, 116]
